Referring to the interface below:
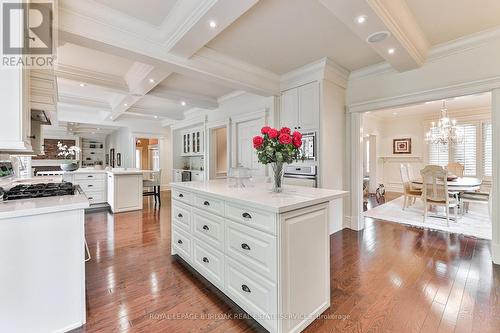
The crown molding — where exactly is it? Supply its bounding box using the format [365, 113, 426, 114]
[217, 90, 246, 103]
[55, 63, 129, 93]
[58, 93, 111, 110]
[149, 88, 219, 109]
[170, 115, 207, 131]
[280, 57, 349, 90]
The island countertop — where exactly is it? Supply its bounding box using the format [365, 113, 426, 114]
[170, 179, 348, 213]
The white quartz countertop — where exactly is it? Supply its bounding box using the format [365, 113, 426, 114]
[66, 168, 107, 174]
[170, 180, 348, 213]
[106, 169, 149, 175]
[0, 190, 90, 219]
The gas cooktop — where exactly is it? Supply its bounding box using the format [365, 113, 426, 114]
[2, 182, 75, 201]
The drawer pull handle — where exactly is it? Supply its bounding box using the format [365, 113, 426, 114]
[177, 239, 183, 244]
[87, 175, 93, 178]
[202, 257, 209, 263]
[88, 197, 93, 200]
[241, 243, 251, 251]
[242, 212, 252, 219]
[203, 201, 210, 206]
[88, 184, 93, 187]
[177, 213, 183, 218]
[202, 225, 210, 231]
[179, 193, 184, 198]
[241, 285, 251, 293]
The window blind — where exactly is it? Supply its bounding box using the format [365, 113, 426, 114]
[452, 124, 477, 176]
[483, 121, 492, 177]
[428, 127, 449, 167]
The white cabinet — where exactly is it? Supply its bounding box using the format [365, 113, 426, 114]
[181, 127, 204, 156]
[191, 171, 204, 182]
[107, 172, 143, 213]
[64, 172, 107, 205]
[280, 81, 320, 131]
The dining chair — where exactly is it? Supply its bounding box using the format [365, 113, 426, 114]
[461, 187, 492, 218]
[447, 162, 464, 177]
[420, 165, 459, 226]
[143, 170, 161, 206]
[399, 164, 422, 210]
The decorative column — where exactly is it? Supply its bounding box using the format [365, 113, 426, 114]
[346, 111, 364, 231]
[492, 89, 500, 265]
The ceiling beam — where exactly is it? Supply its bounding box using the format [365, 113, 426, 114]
[319, 0, 429, 71]
[148, 87, 219, 109]
[55, 63, 129, 93]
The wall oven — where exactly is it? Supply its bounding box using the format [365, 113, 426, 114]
[283, 165, 318, 188]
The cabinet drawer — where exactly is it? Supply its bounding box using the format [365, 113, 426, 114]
[77, 180, 105, 192]
[225, 202, 276, 235]
[193, 193, 224, 216]
[172, 201, 191, 232]
[172, 227, 192, 261]
[193, 209, 224, 251]
[172, 188, 192, 204]
[86, 191, 105, 204]
[193, 240, 224, 288]
[226, 221, 277, 281]
[74, 173, 106, 181]
[225, 257, 277, 333]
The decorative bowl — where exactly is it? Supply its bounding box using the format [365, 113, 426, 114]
[60, 162, 79, 172]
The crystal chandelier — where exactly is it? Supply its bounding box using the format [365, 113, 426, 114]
[425, 100, 464, 145]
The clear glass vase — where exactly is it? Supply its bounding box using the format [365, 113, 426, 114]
[271, 162, 285, 193]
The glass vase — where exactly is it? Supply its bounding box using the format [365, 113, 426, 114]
[271, 162, 285, 193]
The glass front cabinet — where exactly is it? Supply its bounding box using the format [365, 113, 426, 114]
[181, 127, 204, 156]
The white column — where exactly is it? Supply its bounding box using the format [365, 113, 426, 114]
[345, 112, 364, 230]
[491, 89, 500, 264]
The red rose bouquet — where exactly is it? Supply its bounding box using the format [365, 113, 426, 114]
[253, 126, 303, 192]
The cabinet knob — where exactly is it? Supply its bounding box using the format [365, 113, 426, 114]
[202, 257, 209, 263]
[88, 197, 93, 200]
[241, 243, 251, 251]
[203, 225, 210, 231]
[177, 239, 183, 244]
[203, 201, 210, 206]
[179, 193, 184, 198]
[242, 212, 252, 219]
[241, 285, 251, 293]
[177, 213, 183, 218]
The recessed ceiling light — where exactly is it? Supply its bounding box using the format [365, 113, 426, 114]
[209, 20, 217, 29]
[79, 83, 86, 87]
[388, 48, 396, 55]
[154, 115, 158, 119]
[124, 103, 128, 107]
[355, 15, 367, 24]
[97, 128, 100, 130]
[392, 112, 398, 116]
[181, 101, 186, 106]
[149, 78, 155, 83]
[425, 101, 434, 104]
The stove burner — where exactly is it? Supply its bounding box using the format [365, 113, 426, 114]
[3, 182, 75, 201]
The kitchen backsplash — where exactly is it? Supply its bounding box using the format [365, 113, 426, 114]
[33, 139, 77, 160]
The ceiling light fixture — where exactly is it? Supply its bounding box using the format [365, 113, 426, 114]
[355, 15, 367, 24]
[366, 31, 390, 43]
[209, 20, 217, 29]
[392, 112, 398, 116]
[388, 48, 395, 55]
[425, 100, 463, 145]
[181, 101, 186, 106]
[154, 115, 158, 119]
[79, 83, 86, 87]
[149, 78, 155, 83]
[124, 103, 128, 107]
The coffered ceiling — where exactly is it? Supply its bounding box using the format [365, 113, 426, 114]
[55, 0, 500, 133]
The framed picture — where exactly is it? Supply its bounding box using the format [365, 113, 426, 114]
[110, 148, 115, 167]
[393, 138, 412, 154]
[116, 153, 121, 167]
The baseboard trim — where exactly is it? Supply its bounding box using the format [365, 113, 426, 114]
[492, 242, 500, 265]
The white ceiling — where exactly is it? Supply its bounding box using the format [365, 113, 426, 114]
[405, 0, 500, 45]
[133, 95, 186, 115]
[93, 0, 177, 27]
[57, 78, 123, 105]
[207, 0, 383, 74]
[156, 73, 233, 99]
[370, 93, 491, 119]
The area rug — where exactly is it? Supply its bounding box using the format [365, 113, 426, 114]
[363, 197, 491, 240]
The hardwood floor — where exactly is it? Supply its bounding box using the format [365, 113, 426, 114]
[75, 191, 500, 333]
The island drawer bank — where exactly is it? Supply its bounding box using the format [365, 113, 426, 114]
[170, 180, 348, 333]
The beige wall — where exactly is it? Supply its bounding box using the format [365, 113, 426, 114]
[215, 127, 227, 175]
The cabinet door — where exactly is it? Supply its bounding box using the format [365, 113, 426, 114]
[298, 81, 320, 131]
[280, 88, 299, 129]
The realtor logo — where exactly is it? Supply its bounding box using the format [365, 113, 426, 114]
[1, 1, 56, 68]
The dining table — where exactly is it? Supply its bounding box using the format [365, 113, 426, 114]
[411, 177, 482, 192]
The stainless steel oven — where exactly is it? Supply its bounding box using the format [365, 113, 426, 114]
[284, 165, 318, 188]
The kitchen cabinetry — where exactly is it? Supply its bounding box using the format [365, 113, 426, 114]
[64, 171, 107, 205]
[182, 127, 204, 156]
[280, 81, 320, 131]
[107, 171, 143, 213]
[191, 171, 204, 182]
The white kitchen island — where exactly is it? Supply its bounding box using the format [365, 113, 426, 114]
[170, 180, 348, 333]
[106, 169, 144, 213]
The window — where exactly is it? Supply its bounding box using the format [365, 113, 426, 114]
[428, 128, 449, 167]
[452, 124, 476, 176]
[483, 121, 492, 177]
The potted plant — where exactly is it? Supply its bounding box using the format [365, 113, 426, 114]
[253, 126, 302, 193]
[57, 141, 81, 171]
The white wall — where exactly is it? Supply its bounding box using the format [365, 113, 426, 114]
[105, 128, 133, 168]
[159, 128, 173, 190]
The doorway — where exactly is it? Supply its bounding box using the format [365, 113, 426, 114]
[135, 138, 160, 170]
[208, 126, 228, 179]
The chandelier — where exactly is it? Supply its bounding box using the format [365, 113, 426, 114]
[425, 100, 463, 145]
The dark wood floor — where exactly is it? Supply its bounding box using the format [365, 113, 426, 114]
[74, 191, 500, 333]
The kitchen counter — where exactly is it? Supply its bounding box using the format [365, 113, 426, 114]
[170, 180, 347, 333]
[170, 179, 347, 213]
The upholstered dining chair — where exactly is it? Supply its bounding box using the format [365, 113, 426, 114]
[420, 165, 459, 226]
[143, 170, 162, 206]
[399, 164, 422, 210]
[447, 162, 464, 177]
[461, 187, 492, 218]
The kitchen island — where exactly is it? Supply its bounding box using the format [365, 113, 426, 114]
[170, 180, 348, 333]
[0, 180, 89, 333]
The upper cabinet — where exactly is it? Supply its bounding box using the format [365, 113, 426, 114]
[181, 127, 204, 156]
[280, 81, 320, 131]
